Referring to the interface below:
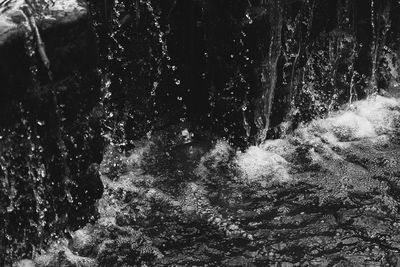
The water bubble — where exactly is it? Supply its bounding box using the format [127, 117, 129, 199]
[174, 79, 181, 85]
[177, 96, 183, 101]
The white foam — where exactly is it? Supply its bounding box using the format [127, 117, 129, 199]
[235, 96, 400, 186]
[319, 111, 377, 140]
[295, 95, 400, 144]
[194, 140, 233, 178]
[237, 146, 291, 186]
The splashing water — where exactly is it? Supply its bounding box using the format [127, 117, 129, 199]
[237, 146, 291, 186]
[295, 95, 400, 144]
[14, 95, 400, 266]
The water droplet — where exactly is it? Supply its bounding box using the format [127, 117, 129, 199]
[245, 13, 253, 24]
[105, 79, 111, 88]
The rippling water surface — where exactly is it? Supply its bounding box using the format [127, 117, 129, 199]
[19, 95, 400, 266]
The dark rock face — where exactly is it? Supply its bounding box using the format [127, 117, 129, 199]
[0, 0, 104, 263]
[88, 0, 400, 146]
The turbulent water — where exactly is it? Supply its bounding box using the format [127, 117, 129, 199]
[14, 95, 400, 266]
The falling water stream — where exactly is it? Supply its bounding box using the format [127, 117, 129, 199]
[3, 0, 400, 266]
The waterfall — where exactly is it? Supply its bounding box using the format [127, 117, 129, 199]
[3, 0, 400, 265]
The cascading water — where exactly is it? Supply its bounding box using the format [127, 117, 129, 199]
[3, 0, 400, 266]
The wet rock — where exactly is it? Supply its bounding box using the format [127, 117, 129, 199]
[0, 0, 87, 44]
[0, 0, 97, 123]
